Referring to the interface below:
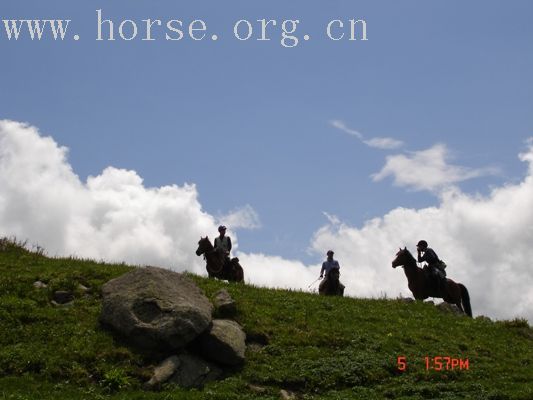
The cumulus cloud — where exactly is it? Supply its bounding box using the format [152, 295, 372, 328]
[218, 204, 261, 230]
[1, 120, 532, 323]
[330, 120, 403, 150]
[0, 120, 228, 274]
[372, 144, 499, 193]
[235, 253, 321, 292]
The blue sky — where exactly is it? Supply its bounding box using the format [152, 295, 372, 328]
[3, 1, 531, 261]
[1, 1, 533, 320]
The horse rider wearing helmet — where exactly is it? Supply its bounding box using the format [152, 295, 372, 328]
[416, 240, 446, 294]
[214, 225, 232, 258]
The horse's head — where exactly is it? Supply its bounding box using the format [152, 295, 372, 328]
[392, 247, 414, 268]
[196, 236, 212, 256]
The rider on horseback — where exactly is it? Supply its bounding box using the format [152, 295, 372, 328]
[214, 225, 232, 258]
[214, 225, 241, 272]
[416, 240, 446, 295]
[319, 250, 340, 292]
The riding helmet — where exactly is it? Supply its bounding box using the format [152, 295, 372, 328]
[417, 240, 428, 248]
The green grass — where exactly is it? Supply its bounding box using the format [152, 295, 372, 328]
[0, 237, 532, 399]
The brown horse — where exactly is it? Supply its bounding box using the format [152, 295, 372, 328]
[195, 237, 244, 283]
[392, 247, 472, 317]
[318, 268, 345, 296]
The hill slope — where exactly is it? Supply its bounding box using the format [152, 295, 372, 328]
[0, 238, 532, 399]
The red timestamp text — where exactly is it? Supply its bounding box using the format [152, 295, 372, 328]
[397, 356, 469, 371]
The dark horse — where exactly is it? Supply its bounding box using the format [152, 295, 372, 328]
[319, 268, 345, 296]
[392, 247, 472, 317]
[195, 237, 244, 283]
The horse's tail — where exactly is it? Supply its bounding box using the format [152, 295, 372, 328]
[459, 284, 472, 317]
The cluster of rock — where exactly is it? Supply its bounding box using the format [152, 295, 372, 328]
[33, 280, 90, 307]
[99, 267, 246, 389]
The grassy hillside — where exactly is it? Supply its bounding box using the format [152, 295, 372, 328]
[0, 238, 532, 400]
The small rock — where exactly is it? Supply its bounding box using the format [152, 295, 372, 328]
[169, 353, 222, 388]
[248, 384, 267, 394]
[53, 291, 74, 304]
[246, 343, 264, 353]
[78, 284, 90, 293]
[199, 319, 246, 366]
[280, 389, 296, 400]
[214, 289, 237, 318]
[33, 281, 47, 289]
[436, 302, 464, 316]
[399, 297, 415, 303]
[145, 356, 180, 390]
[51, 300, 74, 307]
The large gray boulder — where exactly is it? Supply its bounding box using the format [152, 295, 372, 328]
[100, 267, 213, 350]
[198, 319, 246, 366]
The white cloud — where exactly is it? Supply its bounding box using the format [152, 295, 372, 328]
[1, 120, 532, 323]
[331, 119, 364, 140]
[372, 143, 499, 193]
[363, 137, 404, 150]
[219, 204, 261, 230]
[330, 120, 403, 150]
[235, 253, 321, 292]
[0, 120, 227, 274]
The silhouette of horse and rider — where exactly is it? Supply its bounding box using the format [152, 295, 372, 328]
[392, 241, 472, 317]
[318, 250, 345, 296]
[195, 229, 472, 316]
[195, 226, 244, 283]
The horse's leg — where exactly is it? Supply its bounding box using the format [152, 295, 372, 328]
[226, 261, 236, 282]
[444, 282, 467, 314]
[338, 280, 345, 296]
[449, 296, 465, 313]
[318, 277, 327, 295]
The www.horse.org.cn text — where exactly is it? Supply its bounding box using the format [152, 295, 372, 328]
[1, 10, 369, 48]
